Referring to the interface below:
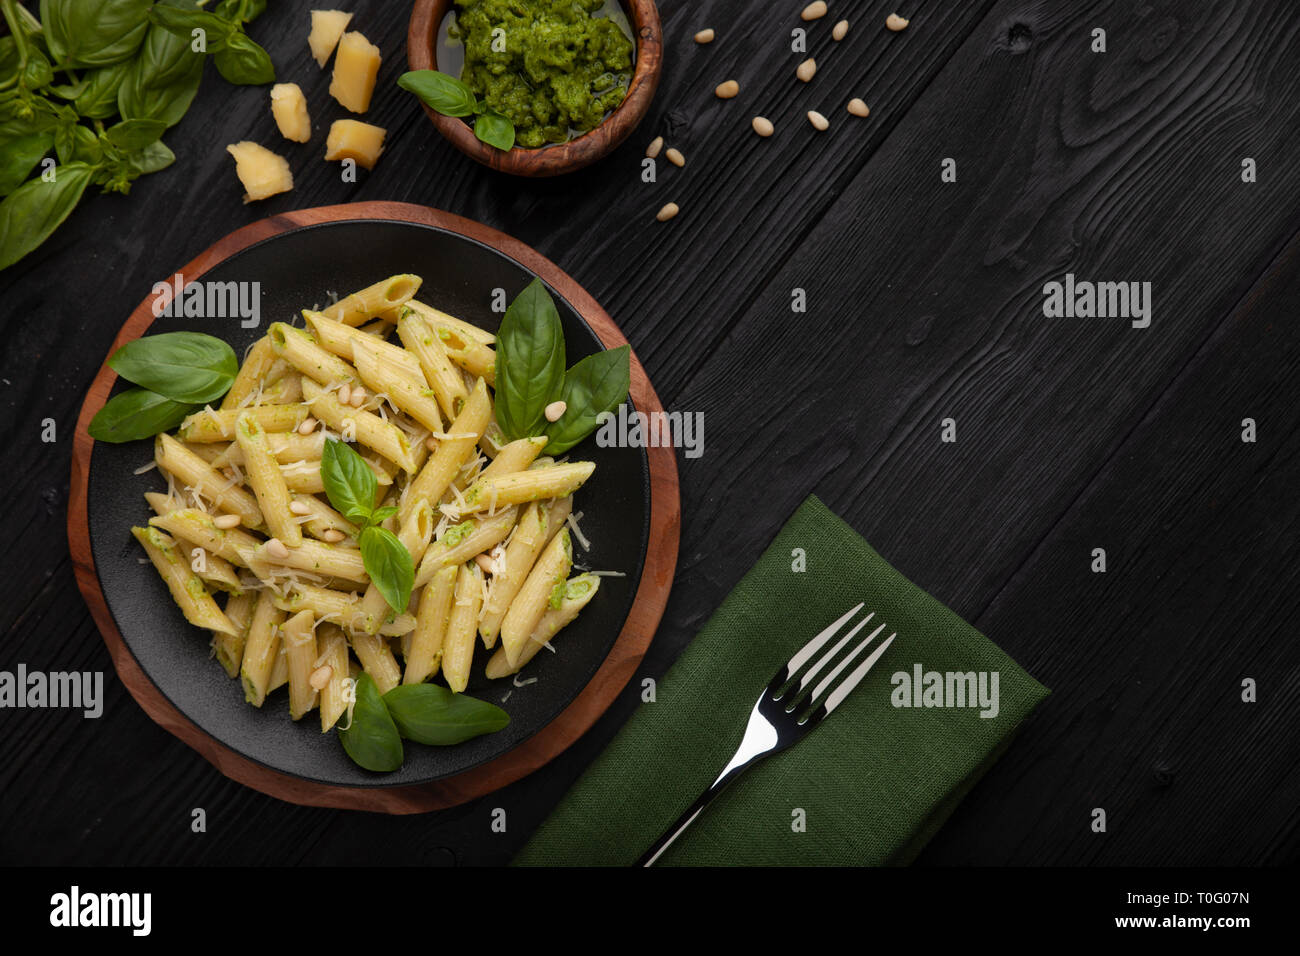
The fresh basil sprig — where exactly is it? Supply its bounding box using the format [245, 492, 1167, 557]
[339, 673, 404, 773]
[0, 0, 273, 270]
[320, 438, 414, 616]
[89, 330, 236, 442]
[494, 279, 631, 454]
[383, 684, 510, 745]
[397, 70, 517, 152]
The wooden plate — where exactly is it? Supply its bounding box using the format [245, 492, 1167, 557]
[68, 202, 679, 813]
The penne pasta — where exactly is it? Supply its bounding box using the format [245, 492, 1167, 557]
[397, 309, 468, 420]
[221, 336, 279, 409]
[399, 377, 491, 524]
[441, 563, 483, 693]
[405, 564, 455, 684]
[301, 377, 418, 473]
[248, 537, 369, 584]
[460, 462, 594, 514]
[484, 573, 600, 678]
[211, 430, 324, 468]
[240, 591, 286, 707]
[235, 412, 301, 547]
[268, 321, 359, 386]
[404, 299, 496, 345]
[155, 433, 263, 528]
[177, 404, 309, 443]
[320, 274, 422, 327]
[316, 624, 351, 732]
[281, 609, 319, 720]
[149, 507, 263, 567]
[132, 526, 237, 635]
[415, 506, 517, 587]
[214, 591, 255, 678]
[350, 630, 402, 693]
[351, 335, 444, 432]
[303, 309, 424, 381]
[500, 528, 572, 666]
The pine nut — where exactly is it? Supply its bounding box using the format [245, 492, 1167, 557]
[425, 436, 439, 452]
[544, 400, 567, 422]
[645, 135, 663, 158]
[337, 383, 351, 405]
[309, 665, 332, 691]
[847, 98, 870, 117]
[213, 514, 242, 529]
[665, 147, 685, 167]
[349, 387, 366, 407]
[297, 417, 317, 435]
[801, 1, 827, 21]
[265, 537, 290, 559]
[807, 110, 829, 131]
[474, 553, 495, 574]
[833, 19, 849, 40]
[321, 529, 346, 543]
[694, 28, 715, 44]
[752, 116, 774, 137]
[886, 13, 909, 31]
[715, 79, 739, 99]
[656, 202, 680, 222]
[796, 58, 816, 82]
[289, 499, 311, 515]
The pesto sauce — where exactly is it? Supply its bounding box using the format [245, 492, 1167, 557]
[446, 0, 635, 149]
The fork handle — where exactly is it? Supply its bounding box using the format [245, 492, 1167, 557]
[634, 760, 759, 867]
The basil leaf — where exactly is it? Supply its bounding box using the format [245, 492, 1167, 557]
[212, 32, 274, 85]
[213, 0, 267, 24]
[494, 279, 566, 441]
[107, 331, 237, 403]
[0, 131, 52, 196]
[41, 0, 153, 68]
[70, 125, 102, 165]
[370, 505, 399, 524]
[359, 526, 414, 616]
[21, 47, 53, 89]
[474, 110, 515, 151]
[543, 345, 631, 455]
[125, 139, 175, 176]
[338, 673, 404, 773]
[0, 161, 92, 270]
[118, 8, 206, 128]
[74, 61, 132, 118]
[396, 70, 478, 118]
[383, 684, 510, 745]
[88, 387, 196, 443]
[146, 3, 235, 48]
[105, 117, 166, 151]
[320, 438, 378, 523]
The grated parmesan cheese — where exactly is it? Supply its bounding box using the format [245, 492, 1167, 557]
[566, 511, 590, 551]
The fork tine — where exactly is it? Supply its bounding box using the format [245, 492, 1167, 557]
[785, 602, 866, 677]
[819, 633, 897, 715]
[808, 622, 887, 702]
[797, 613, 876, 690]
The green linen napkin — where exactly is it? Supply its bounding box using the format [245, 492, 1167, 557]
[514, 495, 1049, 866]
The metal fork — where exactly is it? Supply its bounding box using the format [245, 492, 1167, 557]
[636, 603, 896, 866]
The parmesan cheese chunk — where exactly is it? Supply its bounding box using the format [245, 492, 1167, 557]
[270, 83, 311, 143]
[308, 9, 353, 68]
[325, 119, 387, 169]
[225, 141, 293, 203]
[328, 31, 381, 114]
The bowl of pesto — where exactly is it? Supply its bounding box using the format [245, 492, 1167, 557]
[407, 0, 662, 176]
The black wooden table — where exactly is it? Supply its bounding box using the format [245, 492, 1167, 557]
[2, 0, 1297, 866]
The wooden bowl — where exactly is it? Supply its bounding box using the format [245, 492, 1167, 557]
[406, 0, 662, 176]
[69, 202, 681, 812]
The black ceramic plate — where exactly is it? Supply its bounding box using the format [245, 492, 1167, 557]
[86, 219, 650, 787]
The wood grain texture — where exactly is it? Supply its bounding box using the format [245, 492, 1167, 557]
[1, 0, 1298, 865]
[407, 0, 663, 176]
[66, 202, 680, 813]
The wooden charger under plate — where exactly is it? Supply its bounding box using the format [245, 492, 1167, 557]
[68, 201, 680, 813]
